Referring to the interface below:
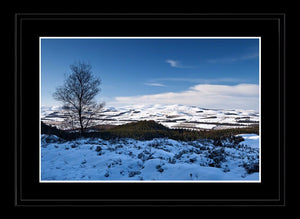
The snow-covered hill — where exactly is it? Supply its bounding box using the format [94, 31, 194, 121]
[41, 134, 259, 181]
[41, 104, 259, 130]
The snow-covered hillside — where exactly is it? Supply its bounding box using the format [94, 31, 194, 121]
[41, 104, 259, 130]
[41, 134, 259, 181]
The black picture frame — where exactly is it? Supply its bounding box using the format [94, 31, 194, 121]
[14, 13, 286, 207]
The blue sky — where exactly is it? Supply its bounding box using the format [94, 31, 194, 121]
[41, 38, 260, 110]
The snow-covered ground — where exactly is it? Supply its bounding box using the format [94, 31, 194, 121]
[40, 134, 260, 182]
[41, 104, 259, 130]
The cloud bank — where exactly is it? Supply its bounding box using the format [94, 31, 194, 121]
[110, 83, 259, 110]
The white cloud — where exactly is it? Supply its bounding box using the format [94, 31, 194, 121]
[165, 59, 195, 68]
[110, 83, 259, 110]
[144, 83, 165, 87]
[166, 59, 180, 68]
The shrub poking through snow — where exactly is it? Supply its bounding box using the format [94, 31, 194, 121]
[128, 171, 141, 177]
[243, 161, 259, 174]
[156, 165, 164, 173]
[207, 148, 226, 168]
[95, 146, 102, 152]
[168, 157, 176, 164]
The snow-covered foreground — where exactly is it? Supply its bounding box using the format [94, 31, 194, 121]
[41, 134, 260, 182]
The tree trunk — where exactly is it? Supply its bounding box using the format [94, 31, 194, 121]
[78, 110, 84, 134]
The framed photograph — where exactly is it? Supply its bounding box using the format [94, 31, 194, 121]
[14, 13, 286, 206]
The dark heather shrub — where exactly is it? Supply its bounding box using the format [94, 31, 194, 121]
[95, 146, 102, 152]
[243, 162, 259, 174]
[128, 171, 141, 177]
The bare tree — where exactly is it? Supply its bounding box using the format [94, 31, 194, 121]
[53, 62, 105, 133]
